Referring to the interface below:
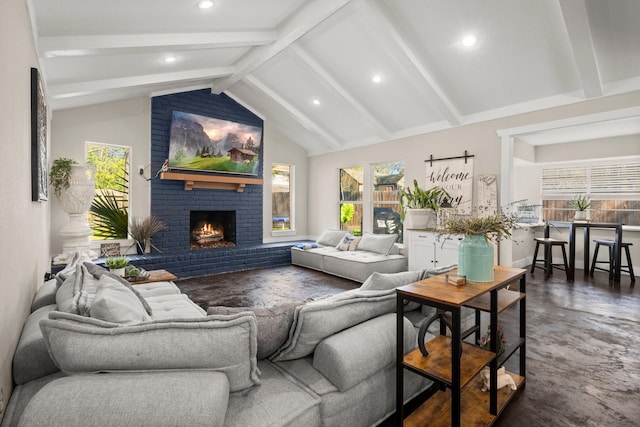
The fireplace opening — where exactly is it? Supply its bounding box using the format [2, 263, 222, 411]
[190, 211, 236, 250]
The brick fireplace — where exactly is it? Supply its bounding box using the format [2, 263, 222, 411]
[139, 89, 292, 278]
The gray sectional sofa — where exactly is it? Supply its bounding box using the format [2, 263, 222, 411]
[292, 230, 408, 282]
[2, 254, 462, 427]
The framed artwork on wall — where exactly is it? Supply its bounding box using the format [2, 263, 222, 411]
[167, 110, 263, 176]
[31, 67, 48, 202]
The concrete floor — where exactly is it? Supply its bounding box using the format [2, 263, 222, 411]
[176, 266, 639, 427]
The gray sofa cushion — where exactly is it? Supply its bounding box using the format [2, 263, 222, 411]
[40, 311, 260, 392]
[83, 262, 153, 315]
[12, 305, 60, 385]
[316, 229, 348, 246]
[89, 276, 151, 324]
[225, 361, 321, 427]
[270, 289, 396, 362]
[17, 371, 229, 427]
[0, 372, 65, 427]
[146, 293, 207, 320]
[207, 302, 303, 360]
[355, 233, 397, 255]
[30, 279, 57, 313]
[313, 313, 416, 392]
[360, 270, 422, 310]
[55, 264, 101, 316]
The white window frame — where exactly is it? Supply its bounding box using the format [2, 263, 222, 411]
[271, 163, 295, 237]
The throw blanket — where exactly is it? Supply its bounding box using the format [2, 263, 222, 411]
[293, 243, 318, 250]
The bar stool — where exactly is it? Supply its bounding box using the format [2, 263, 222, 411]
[531, 237, 570, 280]
[590, 239, 635, 283]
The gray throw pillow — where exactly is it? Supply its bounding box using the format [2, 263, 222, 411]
[316, 229, 348, 246]
[361, 270, 422, 311]
[84, 262, 153, 315]
[356, 233, 397, 255]
[207, 302, 303, 359]
[89, 276, 151, 324]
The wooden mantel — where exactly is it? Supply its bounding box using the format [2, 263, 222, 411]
[160, 172, 263, 192]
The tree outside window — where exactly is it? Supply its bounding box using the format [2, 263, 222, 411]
[339, 166, 363, 235]
[86, 142, 130, 239]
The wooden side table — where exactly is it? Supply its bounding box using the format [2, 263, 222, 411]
[395, 266, 526, 427]
[129, 269, 177, 284]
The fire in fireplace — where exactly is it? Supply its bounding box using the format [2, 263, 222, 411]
[190, 211, 236, 250]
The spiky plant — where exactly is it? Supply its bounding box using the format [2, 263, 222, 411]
[129, 215, 167, 253]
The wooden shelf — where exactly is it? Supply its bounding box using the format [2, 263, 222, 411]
[464, 289, 525, 313]
[404, 336, 494, 387]
[160, 171, 263, 192]
[404, 371, 525, 427]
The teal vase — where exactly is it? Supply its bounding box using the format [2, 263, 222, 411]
[458, 235, 494, 282]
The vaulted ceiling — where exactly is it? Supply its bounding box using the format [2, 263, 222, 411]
[30, 0, 640, 156]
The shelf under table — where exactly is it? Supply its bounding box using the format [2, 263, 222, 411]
[404, 370, 525, 427]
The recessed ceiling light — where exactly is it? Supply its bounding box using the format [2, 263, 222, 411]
[198, 0, 214, 9]
[372, 75, 382, 84]
[312, 99, 320, 106]
[461, 35, 477, 47]
[164, 56, 177, 63]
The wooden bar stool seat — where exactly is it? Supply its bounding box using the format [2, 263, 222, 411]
[589, 239, 635, 282]
[531, 238, 570, 280]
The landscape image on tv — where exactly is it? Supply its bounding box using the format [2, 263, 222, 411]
[168, 110, 262, 175]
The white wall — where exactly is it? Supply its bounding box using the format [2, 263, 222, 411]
[308, 90, 640, 271]
[262, 123, 309, 241]
[50, 98, 152, 255]
[0, 0, 50, 418]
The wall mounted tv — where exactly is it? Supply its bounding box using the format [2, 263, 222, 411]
[168, 110, 263, 176]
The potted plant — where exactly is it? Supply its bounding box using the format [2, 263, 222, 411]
[49, 158, 78, 197]
[399, 179, 450, 229]
[569, 195, 591, 221]
[105, 256, 128, 276]
[129, 215, 167, 254]
[443, 212, 517, 282]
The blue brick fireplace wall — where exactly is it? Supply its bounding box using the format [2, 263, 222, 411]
[144, 89, 293, 278]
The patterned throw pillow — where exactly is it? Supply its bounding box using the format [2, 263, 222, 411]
[336, 234, 355, 251]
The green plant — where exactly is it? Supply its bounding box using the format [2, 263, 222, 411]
[399, 179, 450, 220]
[49, 158, 78, 197]
[129, 215, 167, 253]
[569, 194, 591, 211]
[124, 264, 141, 277]
[105, 256, 128, 269]
[340, 204, 355, 224]
[89, 157, 129, 239]
[443, 212, 517, 242]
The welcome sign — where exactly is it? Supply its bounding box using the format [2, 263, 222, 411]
[426, 157, 474, 215]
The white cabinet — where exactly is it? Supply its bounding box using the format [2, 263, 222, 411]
[406, 230, 462, 271]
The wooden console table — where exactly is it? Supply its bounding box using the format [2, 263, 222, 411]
[395, 266, 526, 427]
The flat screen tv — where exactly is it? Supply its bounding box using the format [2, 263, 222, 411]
[168, 110, 263, 176]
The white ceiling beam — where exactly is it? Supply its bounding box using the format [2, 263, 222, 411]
[50, 67, 234, 99]
[211, 0, 354, 94]
[558, 0, 603, 98]
[355, 0, 461, 126]
[288, 45, 390, 140]
[40, 32, 277, 56]
[244, 75, 342, 149]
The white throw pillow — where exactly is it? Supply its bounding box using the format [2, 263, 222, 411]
[336, 234, 355, 251]
[316, 229, 348, 246]
[356, 233, 397, 255]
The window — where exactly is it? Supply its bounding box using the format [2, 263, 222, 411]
[272, 164, 293, 231]
[541, 161, 640, 225]
[339, 166, 363, 235]
[372, 161, 404, 243]
[86, 142, 130, 239]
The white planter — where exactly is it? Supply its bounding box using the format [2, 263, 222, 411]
[404, 209, 437, 229]
[574, 210, 588, 221]
[109, 267, 126, 277]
